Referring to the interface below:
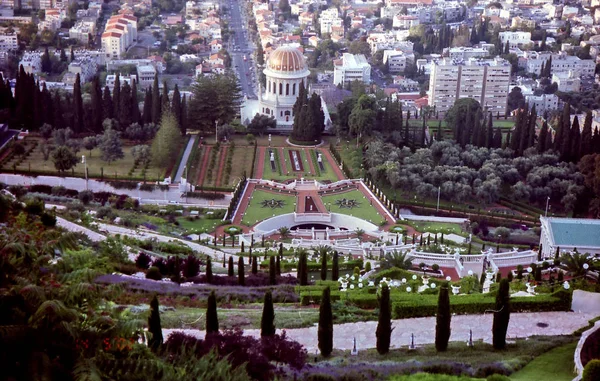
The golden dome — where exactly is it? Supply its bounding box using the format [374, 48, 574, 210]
[266, 46, 307, 74]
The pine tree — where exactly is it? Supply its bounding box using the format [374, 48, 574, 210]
[102, 86, 113, 121]
[261, 291, 275, 337]
[206, 256, 213, 283]
[569, 115, 581, 162]
[332, 251, 339, 280]
[152, 73, 161, 124]
[252, 254, 258, 274]
[320, 249, 327, 281]
[238, 256, 245, 286]
[269, 255, 276, 285]
[492, 279, 510, 349]
[318, 287, 333, 357]
[376, 283, 393, 354]
[435, 282, 451, 351]
[113, 75, 121, 119]
[172, 84, 182, 134]
[206, 290, 219, 334]
[227, 256, 234, 276]
[580, 111, 593, 157]
[142, 89, 152, 125]
[73, 73, 84, 133]
[148, 295, 163, 351]
[537, 120, 548, 153]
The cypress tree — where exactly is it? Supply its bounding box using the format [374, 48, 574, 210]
[152, 73, 161, 124]
[493, 128, 502, 148]
[238, 256, 245, 286]
[73, 73, 84, 133]
[403, 117, 410, 146]
[172, 84, 182, 133]
[569, 116, 581, 162]
[119, 81, 132, 128]
[269, 255, 276, 285]
[318, 287, 333, 357]
[148, 295, 163, 351]
[332, 251, 339, 280]
[90, 77, 103, 133]
[526, 105, 537, 150]
[53, 90, 64, 129]
[206, 290, 219, 334]
[435, 282, 451, 352]
[228, 256, 234, 277]
[261, 291, 275, 337]
[537, 120, 548, 153]
[70, 46, 75, 61]
[492, 279, 511, 349]
[113, 75, 121, 118]
[593, 127, 600, 154]
[437, 120, 443, 141]
[181, 94, 188, 135]
[161, 80, 170, 112]
[376, 283, 393, 354]
[557, 103, 571, 160]
[580, 111, 593, 157]
[276, 254, 281, 276]
[142, 89, 152, 125]
[486, 112, 493, 148]
[206, 256, 213, 283]
[320, 249, 327, 281]
[60, 48, 67, 62]
[102, 86, 113, 121]
[130, 79, 140, 125]
[252, 255, 258, 274]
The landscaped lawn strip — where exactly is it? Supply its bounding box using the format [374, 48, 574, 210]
[241, 189, 296, 226]
[227, 143, 255, 186]
[509, 341, 577, 381]
[321, 189, 386, 225]
[401, 221, 466, 236]
[176, 216, 222, 234]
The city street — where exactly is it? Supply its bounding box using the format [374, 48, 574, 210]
[228, 0, 257, 98]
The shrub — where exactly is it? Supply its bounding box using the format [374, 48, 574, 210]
[436, 282, 451, 352]
[40, 212, 57, 227]
[78, 190, 94, 205]
[29, 184, 52, 194]
[376, 284, 392, 354]
[306, 375, 335, 381]
[135, 252, 152, 269]
[583, 360, 600, 381]
[365, 262, 372, 272]
[183, 255, 201, 278]
[96, 206, 114, 220]
[146, 266, 162, 280]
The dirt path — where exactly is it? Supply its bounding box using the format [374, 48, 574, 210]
[254, 146, 266, 179]
[319, 148, 345, 181]
[214, 146, 229, 187]
[196, 146, 212, 187]
[303, 148, 317, 177]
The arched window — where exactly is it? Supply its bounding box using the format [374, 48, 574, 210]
[279, 83, 283, 95]
[265, 107, 270, 115]
[286, 83, 289, 95]
[292, 83, 296, 95]
[284, 110, 291, 116]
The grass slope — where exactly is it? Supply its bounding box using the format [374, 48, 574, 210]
[509, 341, 577, 381]
[241, 189, 296, 226]
[321, 189, 386, 225]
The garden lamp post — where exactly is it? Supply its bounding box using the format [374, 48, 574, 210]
[81, 155, 88, 190]
[545, 196, 550, 217]
[436, 186, 441, 211]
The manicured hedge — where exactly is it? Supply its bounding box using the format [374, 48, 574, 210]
[273, 259, 363, 273]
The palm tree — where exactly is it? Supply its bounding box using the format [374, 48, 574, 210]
[278, 226, 291, 239]
[560, 250, 593, 277]
[382, 250, 413, 270]
[355, 228, 365, 239]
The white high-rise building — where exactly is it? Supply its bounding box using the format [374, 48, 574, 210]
[428, 57, 511, 115]
[333, 53, 371, 87]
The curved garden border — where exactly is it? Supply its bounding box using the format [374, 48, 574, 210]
[574, 319, 600, 380]
[285, 138, 325, 148]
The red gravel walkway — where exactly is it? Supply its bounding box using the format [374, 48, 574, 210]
[254, 146, 266, 179]
[232, 182, 256, 225]
[196, 146, 212, 186]
[319, 148, 345, 181]
[357, 181, 396, 226]
[214, 146, 228, 187]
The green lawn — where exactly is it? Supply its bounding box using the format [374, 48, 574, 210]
[176, 216, 222, 234]
[510, 341, 577, 381]
[321, 189, 386, 225]
[390, 375, 482, 381]
[261, 147, 342, 183]
[241, 189, 296, 226]
[401, 220, 466, 236]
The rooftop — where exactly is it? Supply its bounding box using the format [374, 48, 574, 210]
[544, 217, 600, 248]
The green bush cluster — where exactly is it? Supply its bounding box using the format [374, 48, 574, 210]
[205, 142, 221, 184]
[267, 258, 363, 273]
[223, 141, 235, 185]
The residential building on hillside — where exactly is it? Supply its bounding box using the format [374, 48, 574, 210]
[383, 49, 415, 73]
[499, 31, 532, 48]
[0, 30, 17, 51]
[319, 8, 343, 34]
[333, 53, 372, 86]
[67, 57, 97, 83]
[525, 93, 559, 113]
[136, 64, 156, 88]
[447, 47, 489, 60]
[428, 57, 511, 115]
[552, 71, 580, 92]
[101, 11, 137, 59]
[18, 52, 42, 74]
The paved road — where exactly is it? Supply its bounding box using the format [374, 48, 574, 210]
[56, 216, 106, 242]
[173, 135, 197, 183]
[1, 174, 231, 207]
[164, 311, 597, 353]
[228, 0, 257, 98]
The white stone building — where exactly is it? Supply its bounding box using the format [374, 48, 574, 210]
[18, 52, 42, 74]
[428, 57, 511, 114]
[136, 64, 156, 88]
[319, 8, 343, 34]
[333, 53, 371, 87]
[67, 58, 97, 83]
[539, 217, 600, 258]
[0, 30, 17, 51]
[525, 93, 559, 113]
[69, 21, 96, 44]
[552, 71, 580, 92]
[448, 47, 489, 60]
[383, 50, 414, 73]
[499, 31, 532, 48]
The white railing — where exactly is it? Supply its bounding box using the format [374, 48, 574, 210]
[293, 212, 332, 223]
[318, 179, 359, 190]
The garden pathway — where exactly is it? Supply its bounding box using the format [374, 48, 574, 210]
[254, 147, 266, 179]
[164, 311, 597, 353]
[303, 148, 316, 177]
[195, 146, 212, 186]
[173, 135, 197, 183]
[232, 182, 256, 225]
[318, 148, 345, 182]
[357, 181, 396, 225]
[214, 146, 229, 187]
[278, 147, 288, 176]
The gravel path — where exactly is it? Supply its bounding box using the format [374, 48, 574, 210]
[173, 135, 197, 183]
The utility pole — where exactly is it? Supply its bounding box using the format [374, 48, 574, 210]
[545, 196, 550, 217]
[437, 186, 441, 211]
[215, 120, 218, 143]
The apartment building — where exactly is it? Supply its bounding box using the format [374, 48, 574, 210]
[552, 71, 580, 92]
[67, 57, 97, 83]
[525, 93, 559, 113]
[383, 49, 414, 73]
[428, 57, 511, 114]
[499, 31, 532, 48]
[69, 21, 96, 44]
[0, 30, 18, 51]
[101, 11, 137, 58]
[447, 47, 489, 60]
[333, 53, 371, 86]
[525, 52, 596, 77]
[136, 64, 156, 88]
[319, 8, 343, 34]
[18, 52, 42, 74]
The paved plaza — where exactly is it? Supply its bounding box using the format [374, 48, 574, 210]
[163, 311, 597, 353]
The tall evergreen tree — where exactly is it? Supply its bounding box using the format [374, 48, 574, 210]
[113, 75, 121, 120]
[73, 73, 84, 133]
[148, 295, 163, 351]
[152, 73, 161, 124]
[261, 291, 275, 337]
[161, 80, 170, 112]
[60, 48, 67, 62]
[180, 94, 187, 136]
[91, 77, 103, 133]
[544, 125, 553, 152]
[206, 290, 219, 334]
[269, 256, 276, 285]
[332, 251, 339, 280]
[492, 279, 510, 349]
[376, 284, 393, 354]
[119, 82, 132, 128]
[493, 128, 502, 148]
[537, 120, 548, 153]
[276, 253, 281, 276]
[403, 117, 410, 146]
[320, 249, 327, 281]
[318, 287, 333, 357]
[142, 89, 152, 125]
[130, 79, 140, 125]
[592, 127, 600, 154]
[525, 105, 537, 150]
[172, 84, 182, 133]
[252, 254, 258, 275]
[53, 90, 64, 129]
[581, 111, 593, 157]
[70, 46, 75, 61]
[569, 115, 581, 162]
[41, 47, 51, 73]
[435, 282, 451, 352]
[238, 256, 245, 286]
[206, 256, 213, 283]
[227, 256, 234, 277]
[485, 112, 493, 148]
[102, 86, 113, 121]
